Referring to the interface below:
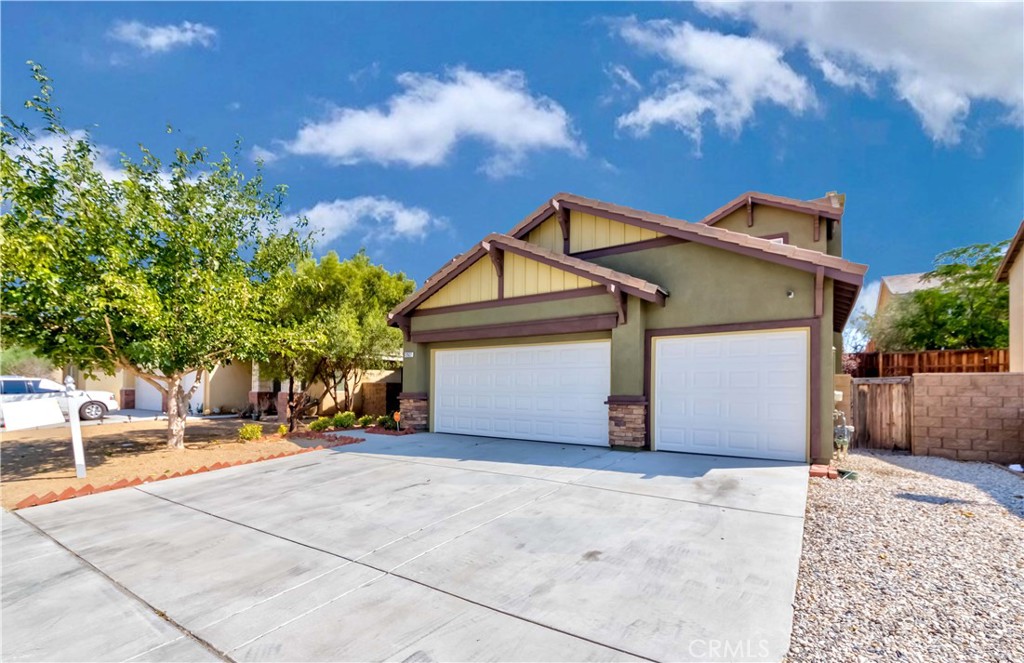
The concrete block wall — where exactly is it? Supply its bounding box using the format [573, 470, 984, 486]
[911, 373, 1024, 464]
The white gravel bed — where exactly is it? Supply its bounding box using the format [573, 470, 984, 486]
[786, 451, 1024, 663]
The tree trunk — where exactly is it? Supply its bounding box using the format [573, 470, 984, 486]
[342, 372, 353, 412]
[287, 375, 296, 432]
[166, 375, 188, 450]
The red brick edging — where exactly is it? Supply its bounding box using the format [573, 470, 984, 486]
[13, 436, 364, 511]
[809, 464, 839, 479]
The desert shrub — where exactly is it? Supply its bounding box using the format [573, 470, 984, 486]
[308, 417, 332, 432]
[277, 424, 289, 436]
[357, 414, 375, 427]
[238, 423, 263, 441]
[332, 411, 356, 429]
[376, 413, 398, 430]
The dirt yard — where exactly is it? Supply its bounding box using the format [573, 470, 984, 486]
[1, 418, 306, 509]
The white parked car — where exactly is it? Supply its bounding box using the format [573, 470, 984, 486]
[0, 376, 120, 424]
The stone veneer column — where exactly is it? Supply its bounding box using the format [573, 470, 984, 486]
[398, 392, 429, 431]
[605, 396, 647, 448]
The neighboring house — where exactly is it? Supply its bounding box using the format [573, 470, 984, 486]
[388, 191, 867, 463]
[995, 220, 1024, 371]
[249, 364, 401, 417]
[68, 361, 253, 414]
[875, 273, 943, 319]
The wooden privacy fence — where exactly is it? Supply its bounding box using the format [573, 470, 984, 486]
[850, 377, 912, 451]
[844, 349, 1009, 378]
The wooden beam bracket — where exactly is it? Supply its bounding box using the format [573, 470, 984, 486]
[746, 197, 754, 227]
[607, 284, 627, 325]
[556, 203, 571, 253]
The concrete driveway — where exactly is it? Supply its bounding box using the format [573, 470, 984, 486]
[2, 432, 808, 662]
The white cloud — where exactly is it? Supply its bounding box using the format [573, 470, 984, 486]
[108, 20, 217, 54]
[249, 145, 280, 165]
[297, 196, 445, 245]
[613, 17, 815, 147]
[698, 2, 1024, 144]
[807, 49, 873, 95]
[11, 131, 126, 181]
[285, 67, 582, 178]
[606, 64, 642, 92]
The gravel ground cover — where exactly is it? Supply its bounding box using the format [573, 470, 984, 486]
[787, 451, 1024, 662]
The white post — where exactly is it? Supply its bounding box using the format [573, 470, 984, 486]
[65, 376, 86, 479]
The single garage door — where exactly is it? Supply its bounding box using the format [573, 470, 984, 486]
[653, 329, 808, 461]
[434, 341, 610, 446]
[135, 372, 204, 414]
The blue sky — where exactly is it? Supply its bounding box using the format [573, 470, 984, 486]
[3, 2, 1023, 318]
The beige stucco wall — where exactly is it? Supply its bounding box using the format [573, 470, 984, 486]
[206, 360, 251, 413]
[1009, 255, 1023, 371]
[71, 367, 124, 394]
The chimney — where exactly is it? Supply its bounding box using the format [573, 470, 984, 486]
[825, 191, 845, 209]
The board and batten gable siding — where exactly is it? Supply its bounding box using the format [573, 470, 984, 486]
[418, 250, 600, 310]
[505, 252, 597, 297]
[712, 205, 827, 253]
[569, 209, 664, 254]
[419, 257, 498, 309]
[526, 215, 564, 253]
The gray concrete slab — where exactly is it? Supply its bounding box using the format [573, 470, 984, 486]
[229, 574, 635, 662]
[0, 511, 213, 662]
[7, 433, 809, 662]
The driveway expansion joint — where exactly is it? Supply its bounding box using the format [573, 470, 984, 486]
[10, 510, 233, 663]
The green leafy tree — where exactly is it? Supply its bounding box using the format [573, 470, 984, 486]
[265, 251, 413, 421]
[1, 63, 308, 448]
[867, 242, 1010, 351]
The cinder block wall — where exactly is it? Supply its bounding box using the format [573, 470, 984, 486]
[912, 373, 1024, 463]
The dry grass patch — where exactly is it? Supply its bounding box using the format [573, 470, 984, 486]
[1, 418, 305, 509]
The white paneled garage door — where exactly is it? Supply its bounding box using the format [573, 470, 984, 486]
[135, 372, 204, 413]
[653, 329, 809, 461]
[434, 341, 610, 446]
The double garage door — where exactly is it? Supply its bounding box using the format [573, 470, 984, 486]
[433, 329, 809, 461]
[434, 341, 611, 446]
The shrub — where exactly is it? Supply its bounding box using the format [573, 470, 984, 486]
[332, 411, 356, 429]
[357, 414, 375, 427]
[308, 417, 332, 432]
[277, 424, 289, 436]
[376, 413, 398, 430]
[238, 423, 263, 441]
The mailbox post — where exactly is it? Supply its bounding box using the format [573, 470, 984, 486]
[65, 376, 87, 478]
